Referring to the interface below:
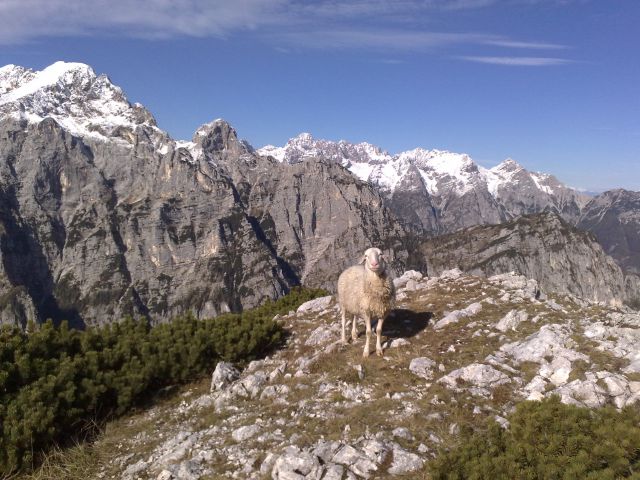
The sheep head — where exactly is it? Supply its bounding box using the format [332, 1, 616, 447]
[360, 247, 387, 274]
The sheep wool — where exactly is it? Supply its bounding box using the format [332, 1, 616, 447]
[337, 247, 396, 357]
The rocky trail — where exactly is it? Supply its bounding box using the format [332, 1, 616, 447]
[90, 270, 640, 479]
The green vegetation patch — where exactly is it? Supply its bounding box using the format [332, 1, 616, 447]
[430, 396, 640, 480]
[0, 287, 326, 475]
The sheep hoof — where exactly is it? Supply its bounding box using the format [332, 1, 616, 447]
[362, 350, 370, 358]
[376, 349, 384, 357]
[352, 334, 358, 342]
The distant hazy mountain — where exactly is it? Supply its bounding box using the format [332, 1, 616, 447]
[578, 189, 640, 275]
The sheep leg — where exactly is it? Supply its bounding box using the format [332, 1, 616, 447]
[363, 313, 372, 358]
[341, 308, 348, 345]
[375, 317, 385, 356]
[351, 315, 358, 342]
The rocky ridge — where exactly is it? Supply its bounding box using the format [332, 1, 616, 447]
[258, 133, 590, 233]
[87, 269, 640, 479]
[420, 211, 640, 306]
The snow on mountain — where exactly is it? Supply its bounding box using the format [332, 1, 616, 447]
[258, 133, 583, 202]
[0, 61, 162, 144]
[0, 64, 35, 95]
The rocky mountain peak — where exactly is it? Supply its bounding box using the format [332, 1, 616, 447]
[293, 132, 314, 144]
[493, 157, 524, 173]
[0, 64, 35, 95]
[192, 118, 252, 155]
[0, 61, 158, 142]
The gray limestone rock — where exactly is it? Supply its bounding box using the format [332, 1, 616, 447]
[123, 459, 148, 479]
[387, 443, 425, 475]
[230, 371, 268, 399]
[210, 362, 240, 392]
[156, 470, 173, 480]
[391, 427, 414, 441]
[393, 270, 424, 289]
[433, 302, 482, 330]
[439, 363, 510, 395]
[331, 444, 378, 479]
[297, 296, 333, 314]
[271, 446, 321, 480]
[305, 325, 335, 346]
[232, 424, 260, 442]
[322, 464, 345, 480]
[409, 357, 436, 380]
[495, 310, 529, 332]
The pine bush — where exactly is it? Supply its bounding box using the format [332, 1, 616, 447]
[0, 287, 326, 474]
[430, 396, 640, 480]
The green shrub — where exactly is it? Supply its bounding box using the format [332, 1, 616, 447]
[0, 287, 326, 474]
[430, 396, 640, 480]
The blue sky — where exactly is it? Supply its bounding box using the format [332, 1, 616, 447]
[0, 0, 638, 192]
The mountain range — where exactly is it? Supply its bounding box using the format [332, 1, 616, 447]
[258, 125, 640, 279]
[259, 133, 590, 233]
[0, 61, 638, 327]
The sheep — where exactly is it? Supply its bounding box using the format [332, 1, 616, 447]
[337, 247, 395, 357]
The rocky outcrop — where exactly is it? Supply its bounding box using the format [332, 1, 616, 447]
[420, 212, 638, 306]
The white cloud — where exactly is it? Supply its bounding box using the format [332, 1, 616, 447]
[0, 0, 574, 65]
[458, 56, 574, 66]
[0, 0, 288, 43]
[482, 39, 568, 49]
[273, 29, 501, 51]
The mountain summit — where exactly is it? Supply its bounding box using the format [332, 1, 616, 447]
[0, 61, 159, 142]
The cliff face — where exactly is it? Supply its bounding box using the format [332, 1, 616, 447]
[0, 117, 300, 327]
[420, 212, 639, 306]
[0, 112, 413, 328]
[577, 189, 640, 276]
[198, 121, 410, 291]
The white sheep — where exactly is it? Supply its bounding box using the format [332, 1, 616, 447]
[337, 247, 395, 357]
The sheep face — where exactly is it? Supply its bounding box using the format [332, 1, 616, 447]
[360, 247, 386, 275]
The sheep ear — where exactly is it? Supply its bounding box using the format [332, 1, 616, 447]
[359, 255, 366, 264]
